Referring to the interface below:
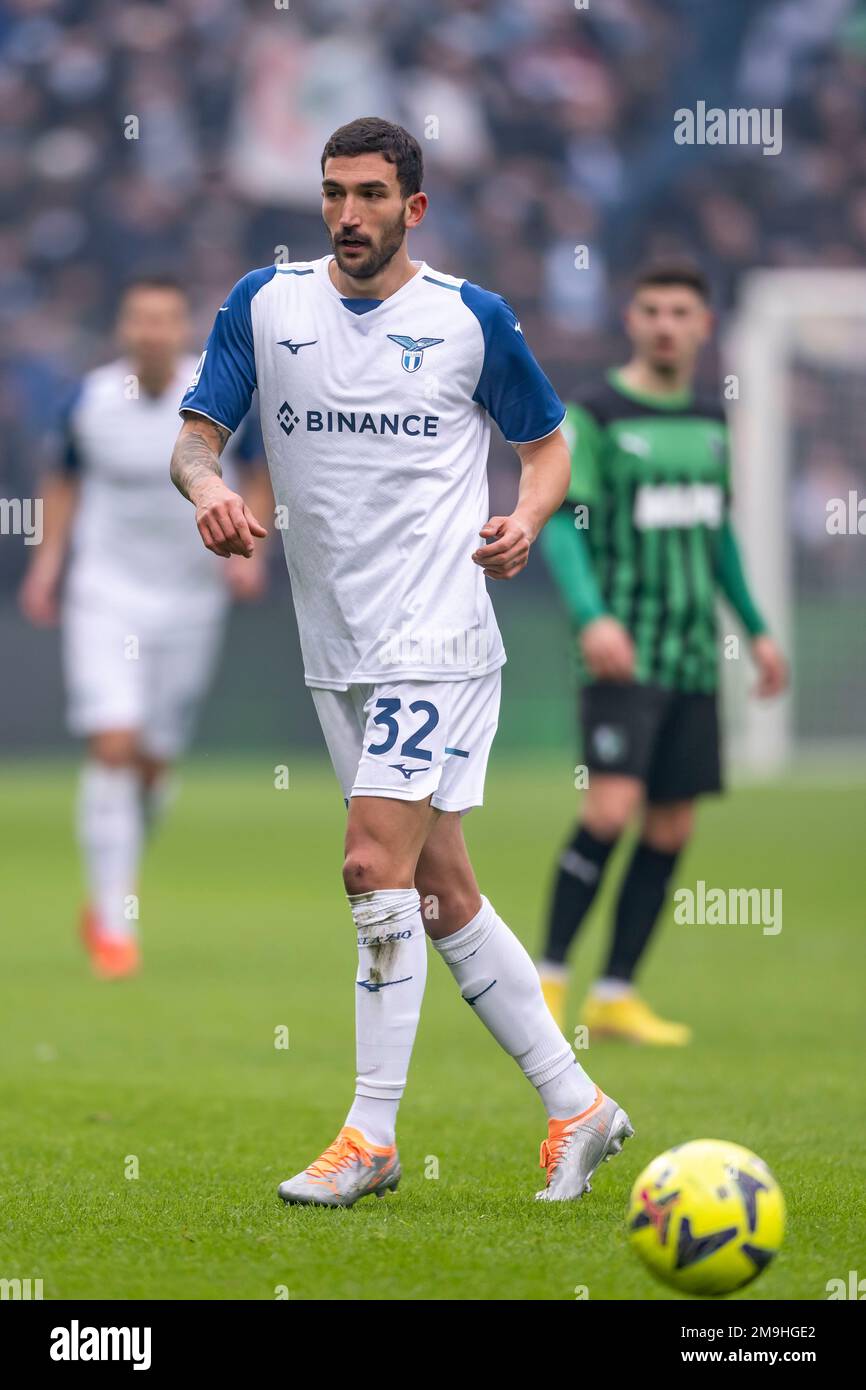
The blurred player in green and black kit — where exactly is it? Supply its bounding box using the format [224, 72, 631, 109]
[537, 264, 787, 1044]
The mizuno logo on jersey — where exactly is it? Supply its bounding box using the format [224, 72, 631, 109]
[278, 338, 317, 354]
[386, 334, 445, 373]
[277, 402, 439, 438]
[633, 482, 724, 530]
[389, 763, 427, 780]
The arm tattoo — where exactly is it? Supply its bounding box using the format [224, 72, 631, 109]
[170, 418, 230, 501]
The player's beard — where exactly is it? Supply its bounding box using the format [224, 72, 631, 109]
[331, 213, 406, 280]
[650, 358, 679, 379]
[647, 336, 687, 378]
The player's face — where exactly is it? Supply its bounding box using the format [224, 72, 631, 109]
[118, 288, 190, 372]
[625, 286, 712, 375]
[322, 154, 417, 280]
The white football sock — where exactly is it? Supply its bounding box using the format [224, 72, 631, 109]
[344, 888, 428, 1147]
[434, 896, 597, 1119]
[141, 771, 177, 836]
[77, 762, 144, 941]
[537, 959, 569, 982]
[592, 977, 634, 1001]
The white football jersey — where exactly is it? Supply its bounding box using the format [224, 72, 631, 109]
[62, 355, 259, 626]
[180, 256, 565, 689]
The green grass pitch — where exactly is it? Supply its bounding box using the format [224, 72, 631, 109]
[1, 754, 863, 1301]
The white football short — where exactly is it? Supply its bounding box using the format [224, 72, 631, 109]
[310, 670, 502, 813]
[62, 598, 226, 760]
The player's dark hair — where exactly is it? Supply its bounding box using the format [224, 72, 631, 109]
[119, 274, 187, 301]
[321, 117, 424, 198]
[633, 262, 710, 302]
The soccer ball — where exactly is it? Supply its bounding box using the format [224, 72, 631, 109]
[627, 1139, 785, 1296]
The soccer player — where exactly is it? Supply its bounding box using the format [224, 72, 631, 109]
[537, 264, 788, 1042]
[19, 276, 270, 979]
[171, 117, 633, 1206]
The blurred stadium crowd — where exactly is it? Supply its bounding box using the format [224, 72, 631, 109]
[2, 0, 865, 597]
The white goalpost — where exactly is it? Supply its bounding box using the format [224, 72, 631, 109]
[724, 270, 866, 775]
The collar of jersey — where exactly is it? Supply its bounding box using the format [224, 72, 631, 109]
[607, 367, 693, 411]
[315, 255, 429, 321]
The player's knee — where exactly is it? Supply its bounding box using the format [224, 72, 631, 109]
[643, 802, 695, 852]
[581, 777, 641, 841]
[582, 803, 631, 842]
[342, 842, 403, 894]
[89, 731, 139, 768]
[583, 815, 624, 843]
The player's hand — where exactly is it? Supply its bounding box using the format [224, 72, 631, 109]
[751, 634, 788, 698]
[192, 478, 268, 559]
[225, 551, 267, 602]
[580, 616, 636, 681]
[472, 515, 533, 580]
[18, 562, 60, 627]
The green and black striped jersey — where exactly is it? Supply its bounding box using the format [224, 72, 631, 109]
[542, 369, 766, 693]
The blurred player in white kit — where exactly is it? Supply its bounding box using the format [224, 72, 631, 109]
[19, 277, 271, 979]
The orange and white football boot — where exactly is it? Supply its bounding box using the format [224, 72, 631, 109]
[278, 1126, 401, 1208]
[536, 1086, 634, 1201]
[80, 907, 141, 980]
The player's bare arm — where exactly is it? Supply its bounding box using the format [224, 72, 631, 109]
[473, 427, 571, 581]
[18, 472, 79, 627]
[171, 414, 267, 559]
[580, 616, 636, 682]
[225, 464, 274, 601]
[751, 633, 788, 698]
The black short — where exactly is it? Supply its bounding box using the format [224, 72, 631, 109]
[579, 681, 722, 802]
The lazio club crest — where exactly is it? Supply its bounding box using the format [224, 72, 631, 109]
[387, 334, 445, 373]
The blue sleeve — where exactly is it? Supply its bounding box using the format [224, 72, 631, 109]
[233, 395, 264, 468]
[461, 281, 565, 444]
[179, 266, 276, 433]
[57, 380, 84, 476]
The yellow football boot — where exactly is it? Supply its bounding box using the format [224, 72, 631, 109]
[581, 990, 691, 1046]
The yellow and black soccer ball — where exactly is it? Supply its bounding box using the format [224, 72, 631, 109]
[627, 1139, 785, 1296]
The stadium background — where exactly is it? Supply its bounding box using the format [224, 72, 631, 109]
[2, 0, 865, 757]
